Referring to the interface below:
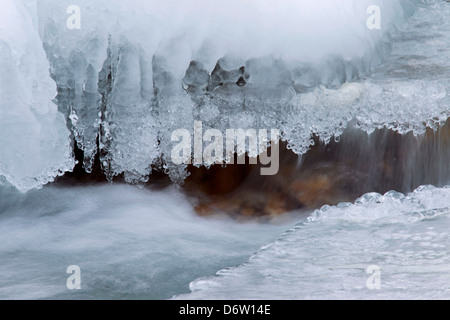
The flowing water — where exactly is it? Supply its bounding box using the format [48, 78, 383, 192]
[0, 0, 449, 299]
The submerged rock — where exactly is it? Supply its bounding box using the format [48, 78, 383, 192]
[55, 119, 449, 219]
[186, 120, 450, 218]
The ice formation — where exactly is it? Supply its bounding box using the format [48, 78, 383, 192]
[0, 0, 74, 192]
[1, 0, 449, 190]
[177, 185, 450, 299]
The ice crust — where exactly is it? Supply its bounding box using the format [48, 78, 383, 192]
[176, 185, 450, 300]
[1, 0, 449, 190]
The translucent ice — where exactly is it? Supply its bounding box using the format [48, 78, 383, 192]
[2, 0, 449, 189]
[0, 0, 74, 192]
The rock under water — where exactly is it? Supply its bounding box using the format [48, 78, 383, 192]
[56, 119, 450, 219]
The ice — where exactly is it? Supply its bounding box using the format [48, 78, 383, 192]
[98, 40, 159, 183]
[38, 0, 418, 183]
[40, 1, 109, 173]
[2, 0, 449, 190]
[0, 0, 74, 192]
[176, 185, 450, 300]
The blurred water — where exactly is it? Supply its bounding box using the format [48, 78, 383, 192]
[1, 0, 449, 301]
[1, 184, 449, 299]
[0, 184, 295, 299]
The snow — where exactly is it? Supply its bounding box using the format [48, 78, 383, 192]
[2, 0, 449, 191]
